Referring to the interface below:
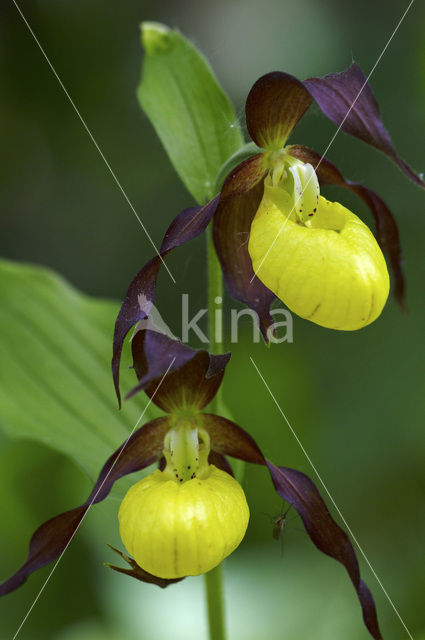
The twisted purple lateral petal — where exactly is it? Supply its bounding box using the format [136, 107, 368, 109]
[304, 63, 424, 189]
[112, 196, 219, 407]
[0, 417, 172, 595]
[213, 154, 276, 340]
[128, 329, 231, 411]
[288, 144, 405, 307]
[266, 461, 382, 640]
[220, 152, 268, 199]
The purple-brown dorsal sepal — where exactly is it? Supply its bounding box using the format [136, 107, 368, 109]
[127, 329, 231, 412]
[266, 461, 383, 640]
[245, 72, 313, 150]
[213, 175, 275, 341]
[112, 196, 220, 406]
[288, 144, 405, 308]
[199, 414, 265, 465]
[0, 417, 171, 596]
[304, 63, 424, 189]
[105, 545, 183, 588]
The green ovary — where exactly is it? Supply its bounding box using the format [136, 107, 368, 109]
[248, 178, 390, 330]
[118, 465, 249, 579]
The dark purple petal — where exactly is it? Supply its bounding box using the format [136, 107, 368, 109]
[0, 417, 171, 596]
[245, 72, 312, 150]
[349, 184, 405, 308]
[288, 144, 405, 307]
[199, 414, 265, 465]
[128, 329, 230, 411]
[304, 63, 424, 188]
[213, 178, 276, 341]
[105, 545, 182, 588]
[220, 152, 268, 199]
[266, 461, 382, 640]
[207, 451, 234, 476]
[112, 196, 220, 407]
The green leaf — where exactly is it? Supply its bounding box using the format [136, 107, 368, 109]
[0, 259, 159, 481]
[138, 22, 244, 204]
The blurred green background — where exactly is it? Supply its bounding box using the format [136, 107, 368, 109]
[1, 0, 424, 638]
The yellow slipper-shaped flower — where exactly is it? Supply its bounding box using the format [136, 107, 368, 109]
[119, 464, 249, 579]
[249, 175, 390, 331]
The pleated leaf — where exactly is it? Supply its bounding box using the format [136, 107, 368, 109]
[0, 259, 158, 480]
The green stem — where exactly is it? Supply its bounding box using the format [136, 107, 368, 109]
[206, 226, 246, 486]
[204, 225, 227, 640]
[207, 226, 223, 355]
[207, 226, 224, 408]
[204, 564, 226, 640]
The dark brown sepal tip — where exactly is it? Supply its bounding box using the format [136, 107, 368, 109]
[106, 545, 183, 588]
[112, 196, 220, 407]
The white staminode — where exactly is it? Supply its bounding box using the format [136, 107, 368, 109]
[286, 160, 320, 224]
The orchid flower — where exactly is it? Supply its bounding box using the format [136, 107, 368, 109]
[3, 59, 422, 640]
[0, 328, 383, 639]
[111, 63, 423, 384]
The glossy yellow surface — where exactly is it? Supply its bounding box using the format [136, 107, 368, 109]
[249, 179, 390, 330]
[119, 465, 249, 579]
